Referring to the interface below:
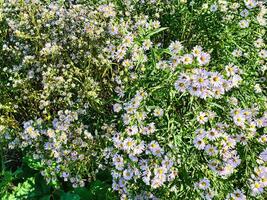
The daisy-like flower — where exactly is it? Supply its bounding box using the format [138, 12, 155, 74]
[256, 117, 267, 128]
[226, 189, 246, 200]
[192, 45, 203, 57]
[220, 164, 234, 177]
[212, 87, 225, 99]
[259, 49, 267, 59]
[122, 114, 131, 125]
[123, 168, 134, 180]
[170, 56, 182, 68]
[258, 135, 267, 144]
[259, 149, 267, 162]
[108, 25, 119, 35]
[232, 49, 243, 57]
[133, 141, 145, 155]
[197, 52, 211, 66]
[156, 60, 169, 70]
[154, 166, 167, 178]
[193, 136, 206, 150]
[188, 86, 201, 97]
[240, 9, 249, 17]
[228, 155, 241, 168]
[206, 128, 220, 141]
[125, 125, 139, 136]
[196, 112, 208, 124]
[210, 72, 223, 87]
[154, 107, 164, 117]
[113, 154, 124, 170]
[225, 63, 239, 77]
[136, 111, 147, 122]
[169, 41, 183, 54]
[123, 137, 136, 152]
[174, 78, 188, 92]
[254, 38, 265, 48]
[236, 134, 248, 145]
[208, 159, 220, 171]
[251, 181, 264, 195]
[193, 74, 209, 88]
[205, 144, 218, 156]
[233, 113, 246, 127]
[210, 4, 218, 12]
[239, 20, 249, 28]
[197, 178, 210, 190]
[244, 0, 257, 9]
[148, 141, 161, 153]
[182, 54, 193, 65]
[113, 103, 122, 112]
[142, 39, 152, 50]
[145, 122, 156, 134]
[123, 34, 134, 46]
[162, 157, 174, 169]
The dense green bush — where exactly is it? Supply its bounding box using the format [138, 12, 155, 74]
[0, 0, 266, 199]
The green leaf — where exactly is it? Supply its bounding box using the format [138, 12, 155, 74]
[146, 27, 168, 38]
[23, 156, 42, 170]
[60, 191, 80, 200]
[12, 177, 35, 199]
[40, 195, 50, 200]
[34, 173, 51, 197]
[74, 187, 91, 200]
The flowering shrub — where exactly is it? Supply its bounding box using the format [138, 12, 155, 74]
[0, 0, 267, 199]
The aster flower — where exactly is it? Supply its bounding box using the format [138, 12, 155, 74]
[210, 72, 223, 87]
[126, 125, 139, 136]
[259, 149, 267, 162]
[196, 112, 208, 124]
[113, 103, 122, 112]
[174, 79, 188, 92]
[123, 137, 136, 152]
[193, 136, 206, 150]
[206, 129, 220, 141]
[244, 0, 257, 9]
[197, 52, 211, 66]
[169, 41, 183, 54]
[226, 189, 246, 200]
[192, 45, 203, 57]
[210, 4, 218, 12]
[123, 168, 134, 180]
[259, 49, 267, 59]
[205, 144, 218, 156]
[250, 181, 264, 195]
[240, 9, 249, 17]
[233, 113, 246, 127]
[154, 108, 164, 117]
[239, 20, 249, 28]
[182, 54, 193, 65]
[197, 178, 210, 190]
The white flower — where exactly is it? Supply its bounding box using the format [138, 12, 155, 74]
[113, 103, 122, 112]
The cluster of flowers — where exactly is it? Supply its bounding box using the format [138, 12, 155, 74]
[194, 107, 267, 198]
[155, 43, 211, 71]
[193, 123, 243, 178]
[247, 148, 267, 196]
[174, 65, 242, 99]
[0, 0, 266, 199]
[231, 108, 267, 135]
[8, 110, 96, 188]
[0, 0, 163, 187]
[104, 90, 178, 198]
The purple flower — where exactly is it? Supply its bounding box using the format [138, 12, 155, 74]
[197, 178, 210, 190]
[197, 52, 210, 66]
[259, 149, 267, 162]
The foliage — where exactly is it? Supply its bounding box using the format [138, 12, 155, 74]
[0, 0, 267, 200]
